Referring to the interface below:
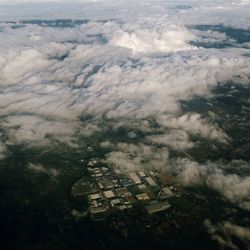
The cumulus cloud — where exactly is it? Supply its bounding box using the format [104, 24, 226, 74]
[146, 130, 194, 150]
[0, 10, 249, 150]
[235, 0, 250, 5]
[0, 0, 110, 4]
[28, 162, 60, 178]
[83, 51, 249, 120]
[110, 19, 197, 53]
[104, 141, 250, 210]
[1, 17, 248, 149]
[0, 4, 249, 143]
[0, 49, 53, 86]
[169, 158, 250, 210]
[100, 140, 114, 148]
[0, 0, 249, 215]
[3, 115, 78, 146]
[204, 219, 250, 250]
[105, 143, 169, 172]
[156, 113, 229, 143]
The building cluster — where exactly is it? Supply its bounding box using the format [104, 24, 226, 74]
[83, 158, 182, 220]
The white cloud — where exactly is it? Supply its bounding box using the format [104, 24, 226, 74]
[169, 158, 250, 210]
[104, 142, 250, 210]
[0, 49, 53, 86]
[105, 143, 169, 172]
[0, 0, 249, 29]
[156, 113, 229, 143]
[27, 162, 60, 178]
[0, 15, 249, 148]
[110, 20, 197, 53]
[0, 0, 249, 215]
[146, 130, 194, 150]
[236, 0, 250, 5]
[204, 220, 250, 249]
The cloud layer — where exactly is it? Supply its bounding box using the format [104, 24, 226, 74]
[0, 0, 250, 215]
[204, 220, 250, 250]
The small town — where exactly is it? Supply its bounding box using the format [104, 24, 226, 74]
[71, 157, 194, 224]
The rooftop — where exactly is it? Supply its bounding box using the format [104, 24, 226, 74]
[145, 177, 157, 187]
[89, 193, 102, 200]
[162, 187, 174, 197]
[136, 193, 150, 201]
[128, 172, 141, 184]
[103, 190, 115, 199]
[145, 201, 171, 214]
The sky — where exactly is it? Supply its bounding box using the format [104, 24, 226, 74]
[0, 0, 250, 247]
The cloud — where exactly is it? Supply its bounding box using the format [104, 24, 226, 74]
[0, 0, 249, 29]
[156, 113, 229, 144]
[0, 0, 249, 215]
[0, 15, 249, 151]
[146, 130, 195, 150]
[3, 115, 78, 146]
[235, 0, 250, 5]
[105, 143, 169, 172]
[84, 51, 249, 120]
[27, 162, 60, 178]
[0, 0, 111, 4]
[110, 19, 197, 53]
[0, 3, 249, 135]
[1, 49, 53, 86]
[100, 140, 114, 148]
[104, 141, 250, 210]
[169, 158, 250, 210]
[204, 219, 250, 250]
